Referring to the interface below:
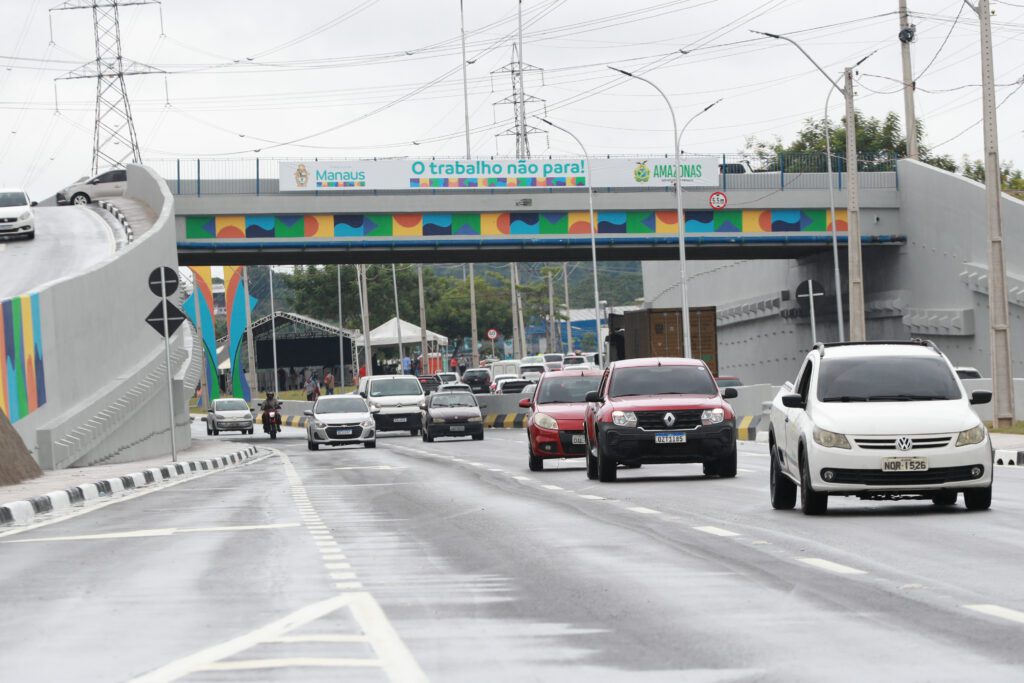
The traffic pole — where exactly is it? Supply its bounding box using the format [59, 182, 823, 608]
[160, 269, 178, 463]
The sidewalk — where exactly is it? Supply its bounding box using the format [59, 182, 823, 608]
[0, 433, 256, 506]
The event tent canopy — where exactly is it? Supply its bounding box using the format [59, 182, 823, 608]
[353, 317, 448, 348]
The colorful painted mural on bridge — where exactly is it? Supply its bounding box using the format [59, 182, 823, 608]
[224, 266, 256, 402]
[183, 267, 220, 405]
[0, 293, 46, 424]
[184, 209, 848, 240]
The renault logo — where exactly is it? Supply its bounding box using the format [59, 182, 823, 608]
[896, 436, 913, 451]
[663, 412, 676, 427]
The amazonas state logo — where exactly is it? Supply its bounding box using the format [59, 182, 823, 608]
[633, 160, 651, 184]
[294, 163, 310, 188]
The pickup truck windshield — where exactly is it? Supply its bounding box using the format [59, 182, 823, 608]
[610, 366, 717, 397]
[315, 397, 367, 413]
[817, 356, 962, 402]
[369, 378, 423, 397]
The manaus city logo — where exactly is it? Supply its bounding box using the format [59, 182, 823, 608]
[294, 163, 310, 188]
[633, 160, 651, 184]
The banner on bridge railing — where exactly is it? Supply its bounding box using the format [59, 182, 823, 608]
[278, 157, 719, 191]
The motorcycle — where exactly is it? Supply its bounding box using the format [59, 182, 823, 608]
[262, 406, 282, 439]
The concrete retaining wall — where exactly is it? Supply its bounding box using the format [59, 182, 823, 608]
[12, 165, 191, 468]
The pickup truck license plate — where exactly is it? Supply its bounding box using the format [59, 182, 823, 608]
[655, 433, 687, 444]
[571, 434, 586, 445]
[393, 417, 407, 423]
[450, 425, 465, 432]
[882, 457, 928, 472]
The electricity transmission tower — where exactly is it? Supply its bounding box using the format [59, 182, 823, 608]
[50, 0, 163, 175]
[492, 1, 544, 157]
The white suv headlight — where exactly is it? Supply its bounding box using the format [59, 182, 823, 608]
[314, 420, 326, 429]
[611, 410, 637, 427]
[360, 417, 375, 428]
[701, 408, 725, 425]
[19, 211, 31, 221]
[534, 413, 558, 430]
[813, 427, 851, 449]
[956, 424, 986, 447]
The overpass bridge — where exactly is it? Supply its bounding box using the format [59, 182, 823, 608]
[154, 154, 904, 265]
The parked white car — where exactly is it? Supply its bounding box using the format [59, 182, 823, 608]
[56, 168, 127, 206]
[206, 398, 254, 436]
[357, 374, 425, 435]
[768, 341, 993, 515]
[0, 189, 36, 240]
[304, 395, 376, 450]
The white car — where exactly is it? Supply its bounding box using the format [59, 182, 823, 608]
[304, 395, 376, 450]
[768, 340, 993, 515]
[56, 168, 127, 206]
[358, 374, 425, 435]
[520, 363, 546, 382]
[206, 398, 254, 435]
[489, 373, 518, 392]
[0, 189, 36, 240]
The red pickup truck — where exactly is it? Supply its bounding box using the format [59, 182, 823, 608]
[583, 357, 738, 482]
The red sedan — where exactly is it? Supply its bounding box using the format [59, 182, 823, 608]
[520, 369, 603, 471]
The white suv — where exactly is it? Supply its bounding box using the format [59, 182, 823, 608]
[56, 169, 127, 205]
[0, 189, 36, 240]
[769, 341, 993, 515]
[358, 374, 424, 436]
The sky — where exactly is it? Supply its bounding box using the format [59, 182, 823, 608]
[1, 0, 1023, 199]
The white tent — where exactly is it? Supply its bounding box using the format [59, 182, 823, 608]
[352, 317, 448, 348]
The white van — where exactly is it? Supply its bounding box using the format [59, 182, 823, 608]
[358, 374, 425, 435]
[489, 360, 521, 378]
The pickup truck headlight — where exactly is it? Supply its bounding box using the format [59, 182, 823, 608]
[611, 410, 637, 427]
[956, 424, 986, 446]
[701, 408, 725, 425]
[813, 428, 851, 449]
[534, 413, 558, 430]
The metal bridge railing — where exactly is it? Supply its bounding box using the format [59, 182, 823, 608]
[149, 152, 899, 197]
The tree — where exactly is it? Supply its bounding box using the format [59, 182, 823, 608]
[961, 157, 1024, 194]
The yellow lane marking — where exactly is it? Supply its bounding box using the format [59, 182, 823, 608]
[3, 523, 298, 544]
[198, 657, 381, 671]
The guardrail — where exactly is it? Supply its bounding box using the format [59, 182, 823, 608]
[148, 152, 899, 196]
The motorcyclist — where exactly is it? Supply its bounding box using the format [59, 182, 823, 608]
[260, 392, 283, 429]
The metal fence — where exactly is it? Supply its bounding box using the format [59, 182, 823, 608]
[147, 152, 899, 197]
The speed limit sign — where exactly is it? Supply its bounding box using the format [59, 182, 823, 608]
[709, 191, 728, 210]
[486, 328, 499, 340]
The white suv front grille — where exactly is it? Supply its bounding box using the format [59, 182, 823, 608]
[853, 435, 952, 450]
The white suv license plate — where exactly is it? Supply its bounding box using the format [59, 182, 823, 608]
[393, 417, 407, 423]
[571, 434, 586, 445]
[882, 457, 928, 472]
[655, 433, 687, 444]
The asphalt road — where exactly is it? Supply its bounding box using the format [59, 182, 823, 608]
[0, 206, 114, 300]
[1, 423, 1023, 682]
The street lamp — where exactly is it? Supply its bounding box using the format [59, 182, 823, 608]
[751, 30, 870, 341]
[608, 65, 692, 358]
[823, 85, 846, 343]
[538, 116, 604, 368]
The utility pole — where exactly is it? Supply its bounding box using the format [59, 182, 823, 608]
[547, 272, 557, 353]
[510, 264, 520, 358]
[976, 0, 1015, 427]
[242, 267, 258, 395]
[418, 265, 429, 375]
[337, 265, 346, 388]
[459, 0, 479, 369]
[898, 0, 919, 159]
[268, 267, 279, 394]
[50, 0, 163, 174]
[358, 265, 373, 378]
[844, 68, 866, 341]
[515, 264, 528, 355]
[391, 265, 404, 373]
[562, 263, 573, 353]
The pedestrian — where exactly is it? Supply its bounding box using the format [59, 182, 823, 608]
[304, 375, 316, 402]
[324, 370, 335, 395]
[402, 355, 411, 375]
[450, 355, 458, 372]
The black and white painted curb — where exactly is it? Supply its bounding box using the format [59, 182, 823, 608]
[96, 199, 134, 244]
[995, 449, 1022, 467]
[0, 446, 260, 528]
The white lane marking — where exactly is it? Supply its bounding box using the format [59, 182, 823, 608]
[578, 494, 605, 500]
[348, 591, 429, 682]
[325, 563, 351, 570]
[627, 507, 661, 515]
[322, 554, 347, 561]
[512, 476, 532, 481]
[798, 558, 867, 575]
[198, 657, 381, 671]
[0, 452, 275, 539]
[3, 523, 298, 543]
[330, 572, 358, 580]
[487, 468, 504, 472]
[693, 526, 740, 538]
[263, 634, 370, 644]
[964, 604, 1024, 625]
[541, 484, 564, 490]
[737, 468, 756, 473]
[334, 465, 398, 470]
[335, 581, 364, 590]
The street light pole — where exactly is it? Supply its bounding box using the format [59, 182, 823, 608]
[608, 66, 691, 358]
[336, 265, 345, 388]
[269, 266, 279, 394]
[824, 85, 846, 343]
[538, 116, 603, 367]
[459, 0, 480, 368]
[391, 264, 404, 373]
[752, 31, 868, 341]
[562, 262, 573, 353]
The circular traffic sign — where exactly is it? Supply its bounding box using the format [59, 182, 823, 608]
[709, 191, 728, 210]
[148, 267, 179, 297]
[486, 328, 499, 341]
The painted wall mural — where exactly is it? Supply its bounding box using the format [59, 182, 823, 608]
[185, 209, 848, 240]
[223, 266, 256, 402]
[183, 266, 220, 405]
[0, 293, 46, 423]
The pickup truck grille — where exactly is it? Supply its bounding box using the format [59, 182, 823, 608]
[635, 409, 702, 430]
[853, 436, 952, 450]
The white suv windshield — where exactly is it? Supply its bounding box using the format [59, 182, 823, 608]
[369, 377, 422, 397]
[817, 356, 962, 402]
[316, 397, 367, 413]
